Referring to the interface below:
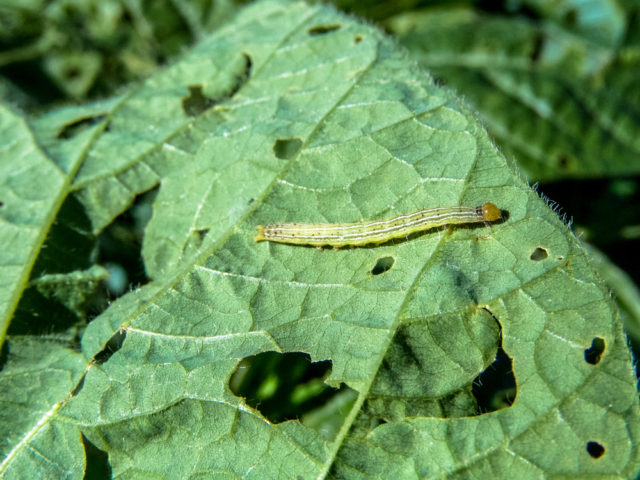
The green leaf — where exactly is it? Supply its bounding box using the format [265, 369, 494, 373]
[1, 1, 639, 479]
[30, 265, 109, 320]
[388, 6, 640, 181]
[0, 338, 87, 478]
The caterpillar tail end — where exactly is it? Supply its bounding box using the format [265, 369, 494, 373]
[254, 226, 266, 242]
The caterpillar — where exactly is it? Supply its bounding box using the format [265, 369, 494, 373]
[254, 202, 502, 247]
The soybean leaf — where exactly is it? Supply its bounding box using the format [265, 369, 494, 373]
[1, 1, 639, 479]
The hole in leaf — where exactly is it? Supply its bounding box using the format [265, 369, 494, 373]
[308, 24, 341, 36]
[229, 351, 352, 427]
[273, 138, 302, 160]
[530, 247, 548, 261]
[94, 328, 126, 365]
[586, 441, 605, 459]
[97, 188, 156, 297]
[56, 114, 107, 139]
[182, 85, 216, 117]
[584, 337, 605, 365]
[371, 256, 394, 275]
[354, 34, 363, 43]
[472, 345, 516, 413]
[0, 200, 3, 207]
[181, 53, 252, 116]
[82, 434, 112, 479]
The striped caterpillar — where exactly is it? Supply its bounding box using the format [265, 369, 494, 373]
[254, 202, 502, 247]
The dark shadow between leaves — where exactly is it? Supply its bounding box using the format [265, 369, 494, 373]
[8, 288, 80, 335]
[97, 188, 157, 298]
[82, 434, 112, 479]
[0, 340, 8, 372]
[9, 195, 103, 335]
[32, 195, 95, 277]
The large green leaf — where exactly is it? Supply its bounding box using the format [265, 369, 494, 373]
[1, 1, 639, 478]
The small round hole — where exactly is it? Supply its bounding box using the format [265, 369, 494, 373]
[273, 138, 302, 160]
[586, 441, 605, 459]
[584, 337, 605, 365]
[371, 256, 394, 275]
[354, 35, 363, 43]
[530, 247, 548, 261]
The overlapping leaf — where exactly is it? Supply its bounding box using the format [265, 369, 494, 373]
[388, 5, 640, 181]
